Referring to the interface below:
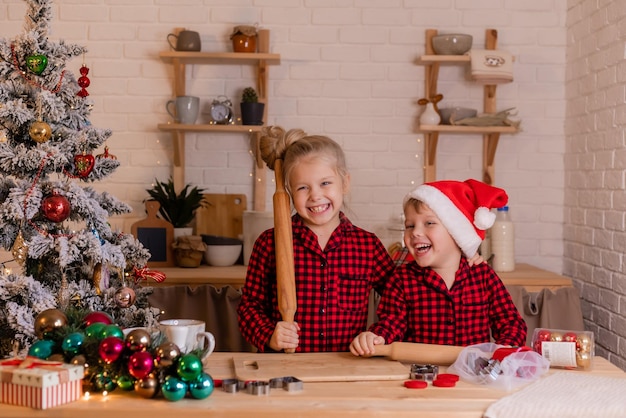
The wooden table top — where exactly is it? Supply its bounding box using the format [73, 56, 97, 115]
[151, 263, 573, 291]
[1, 353, 622, 418]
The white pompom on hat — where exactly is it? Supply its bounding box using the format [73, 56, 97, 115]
[404, 179, 508, 258]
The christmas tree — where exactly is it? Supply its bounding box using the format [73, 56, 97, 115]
[0, 0, 159, 357]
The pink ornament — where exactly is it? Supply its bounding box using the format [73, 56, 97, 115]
[128, 351, 154, 379]
[98, 336, 125, 364]
[83, 311, 113, 327]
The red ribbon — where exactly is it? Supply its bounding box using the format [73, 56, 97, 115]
[0, 356, 63, 369]
[132, 266, 166, 284]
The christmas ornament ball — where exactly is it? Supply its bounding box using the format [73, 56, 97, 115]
[134, 373, 159, 398]
[34, 308, 68, 339]
[94, 373, 116, 392]
[85, 322, 107, 339]
[41, 193, 71, 223]
[98, 336, 125, 364]
[154, 342, 181, 368]
[28, 339, 55, 359]
[47, 353, 65, 362]
[162, 375, 188, 402]
[83, 311, 113, 327]
[125, 328, 151, 352]
[61, 332, 85, 356]
[176, 353, 203, 382]
[116, 374, 135, 391]
[100, 324, 124, 340]
[29, 120, 52, 143]
[128, 351, 154, 379]
[188, 372, 214, 399]
[114, 286, 136, 308]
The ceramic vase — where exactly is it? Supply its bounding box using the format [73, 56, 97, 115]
[420, 102, 441, 125]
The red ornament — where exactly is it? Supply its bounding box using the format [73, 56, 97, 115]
[99, 336, 125, 364]
[96, 145, 117, 160]
[83, 311, 114, 327]
[41, 192, 71, 223]
[74, 152, 95, 177]
[128, 351, 154, 379]
[77, 65, 90, 97]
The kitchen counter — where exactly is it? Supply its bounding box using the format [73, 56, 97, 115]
[150, 263, 573, 291]
[0, 353, 622, 418]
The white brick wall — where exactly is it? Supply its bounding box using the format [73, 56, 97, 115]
[1, 0, 572, 311]
[564, 0, 626, 370]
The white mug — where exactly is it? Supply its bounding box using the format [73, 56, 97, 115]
[159, 319, 215, 361]
[166, 96, 199, 124]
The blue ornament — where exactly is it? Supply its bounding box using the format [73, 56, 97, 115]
[188, 372, 214, 399]
[28, 340, 56, 359]
[61, 332, 85, 356]
[161, 375, 187, 402]
[176, 354, 203, 382]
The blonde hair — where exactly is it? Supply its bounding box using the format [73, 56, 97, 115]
[259, 126, 348, 192]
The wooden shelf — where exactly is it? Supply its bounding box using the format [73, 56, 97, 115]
[419, 28, 517, 185]
[158, 30, 280, 211]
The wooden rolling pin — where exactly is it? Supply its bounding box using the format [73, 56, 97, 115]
[272, 159, 297, 353]
[372, 342, 463, 365]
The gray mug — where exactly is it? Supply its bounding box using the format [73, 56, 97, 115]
[166, 96, 200, 125]
[167, 30, 201, 51]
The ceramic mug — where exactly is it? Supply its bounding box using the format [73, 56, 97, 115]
[159, 319, 215, 361]
[167, 30, 201, 51]
[166, 96, 199, 124]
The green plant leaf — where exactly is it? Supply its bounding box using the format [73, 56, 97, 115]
[145, 178, 207, 228]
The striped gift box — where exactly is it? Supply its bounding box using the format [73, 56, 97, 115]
[0, 357, 84, 409]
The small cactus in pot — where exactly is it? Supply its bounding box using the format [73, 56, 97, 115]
[240, 87, 265, 125]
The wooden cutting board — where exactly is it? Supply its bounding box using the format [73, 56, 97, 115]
[232, 352, 409, 382]
[195, 194, 247, 239]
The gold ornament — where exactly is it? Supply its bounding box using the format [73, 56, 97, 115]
[114, 286, 136, 308]
[154, 342, 181, 368]
[29, 120, 52, 143]
[550, 332, 563, 342]
[134, 373, 159, 398]
[126, 328, 151, 352]
[11, 231, 27, 266]
[93, 262, 102, 295]
[34, 308, 68, 339]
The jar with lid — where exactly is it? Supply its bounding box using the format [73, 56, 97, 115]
[491, 206, 515, 272]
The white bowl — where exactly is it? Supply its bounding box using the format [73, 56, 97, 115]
[432, 34, 473, 55]
[204, 244, 242, 266]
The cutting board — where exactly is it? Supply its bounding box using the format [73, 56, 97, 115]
[195, 194, 247, 239]
[232, 352, 409, 382]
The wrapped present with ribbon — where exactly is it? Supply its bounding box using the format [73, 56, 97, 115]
[0, 356, 84, 409]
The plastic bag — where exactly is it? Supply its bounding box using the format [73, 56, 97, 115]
[447, 342, 550, 391]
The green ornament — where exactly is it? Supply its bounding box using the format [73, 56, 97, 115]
[25, 54, 48, 75]
[28, 340, 55, 359]
[85, 322, 106, 339]
[161, 375, 187, 402]
[61, 332, 85, 356]
[100, 324, 124, 339]
[116, 374, 135, 391]
[188, 372, 214, 399]
[176, 353, 202, 382]
[94, 373, 116, 392]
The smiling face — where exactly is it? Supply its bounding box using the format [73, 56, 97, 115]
[288, 154, 349, 236]
[403, 200, 461, 271]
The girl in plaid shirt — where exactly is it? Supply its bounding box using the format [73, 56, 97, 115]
[350, 179, 527, 356]
[238, 126, 395, 352]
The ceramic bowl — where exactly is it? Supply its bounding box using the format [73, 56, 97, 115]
[201, 235, 243, 266]
[431, 34, 473, 55]
[438, 107, 478, 125]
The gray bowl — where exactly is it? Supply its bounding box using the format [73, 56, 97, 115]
[431, 34, 473, 55]
[438, 107, 478, 125]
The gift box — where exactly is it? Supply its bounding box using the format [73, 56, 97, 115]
[0, 357, 84, 409]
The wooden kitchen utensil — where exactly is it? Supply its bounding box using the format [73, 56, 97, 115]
[272, 159, 297, 353]
[372, 342, 463, 365]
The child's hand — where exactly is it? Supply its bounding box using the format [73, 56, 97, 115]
[349, 331, 385, 357]
[467, 252, 485, 267]
[268, 321, 300, 352]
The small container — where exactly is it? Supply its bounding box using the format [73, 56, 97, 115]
[491, 206, 515, 272]
[531, 328, 595, 370]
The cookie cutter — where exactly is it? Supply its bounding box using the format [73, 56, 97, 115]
[269, 376, 303, 392]
[246, 380, 270, 396]
[410, 364, 439, 382]
[222, 379, 246, 393]
[475, 358, 501, 383]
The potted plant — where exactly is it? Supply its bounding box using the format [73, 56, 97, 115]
[240, 87, 265, 126]
[145, 178, 207, 237]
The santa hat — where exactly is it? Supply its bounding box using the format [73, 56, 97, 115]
[404, 179, 508, 258]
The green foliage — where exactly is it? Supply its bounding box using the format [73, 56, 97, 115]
[146, 178, 207, 228]
[241, 87, 259, 103]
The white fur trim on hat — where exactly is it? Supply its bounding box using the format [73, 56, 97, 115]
[406, 184, 482, 258]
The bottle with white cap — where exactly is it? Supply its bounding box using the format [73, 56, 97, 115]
[491, 206, 515, 272]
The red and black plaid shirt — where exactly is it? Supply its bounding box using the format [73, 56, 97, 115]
[370, 257, 527, 347]
[238, 213, 395, 352]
